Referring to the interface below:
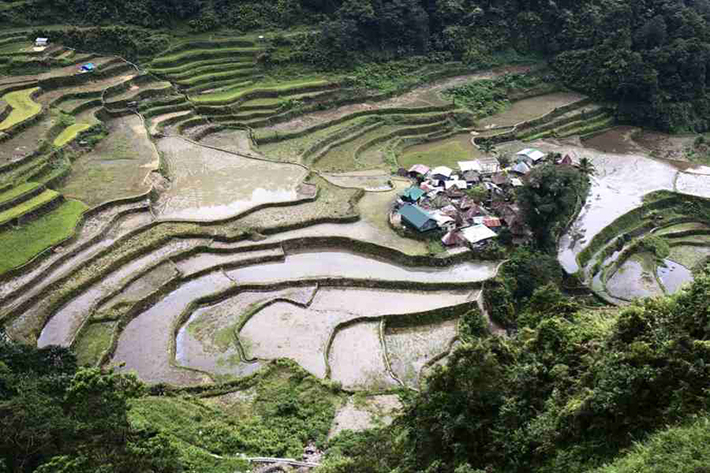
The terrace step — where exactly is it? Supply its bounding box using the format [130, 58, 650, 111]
[183, 76, 261, 95]
[150, 47, 261, 69]
[0, 188, 62, 229]
[147, 57, 254, 77]
[176, 68, 258, 89]
[0, 181, 44, 212]
[163, 61, 256, 81]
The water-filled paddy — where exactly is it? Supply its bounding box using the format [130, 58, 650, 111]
[476, 92, 585, 128]
[606, 255, 664, 301]
[154, 137, 307, 220]
[657, 260, 693, 294]
[227, 250, 497, 284]
[329, 320, 397, 390]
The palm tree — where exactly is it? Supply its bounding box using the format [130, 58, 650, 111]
[480, 142, 496, 155]
[578, 157, 596, 176]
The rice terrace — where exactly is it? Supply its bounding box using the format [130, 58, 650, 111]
[3, 8, 710, 472]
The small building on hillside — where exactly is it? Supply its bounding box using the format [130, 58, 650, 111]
[461, 224, 498, 246]
[516, 148, 546, 166]
[80, 63, 96, 73]
[462, 170, 481, 184]
[557, 154, 573, 166]
[477, 157, 500, 175]
[511, 177, 524, 187]
[490, 172, 510, 187]
[444, 180, 468, 191]
[401, 186, 426, 203]
[399, 204, 438, 232]
[459, 160, 483, 173]
[408, 164, 430, 178]
[430, 166, 454, 181]
[35, 38, 49, 47]
[511, 161, 532, 175]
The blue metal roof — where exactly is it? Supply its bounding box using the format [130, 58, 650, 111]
[402, 186, 425, 201]
[399, 204, 434, 230]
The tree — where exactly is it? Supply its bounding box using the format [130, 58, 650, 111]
[578, 157, 596, 176]
[466, 184, 488, 203]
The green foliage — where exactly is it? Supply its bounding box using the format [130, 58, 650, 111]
[444, 73, 546, 118]
[0, 335, 179, 473]
[517, 164, 589, 249]
[458, 307, 488, 342]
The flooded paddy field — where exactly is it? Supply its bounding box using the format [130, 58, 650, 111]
[606, 254, 664, 301]
[329, 320, 397, 391]
[58, 115, 157, 207]
[385, 316, 459, 388]
[154, 136, 307, 220]
[476, 91, 585, 128]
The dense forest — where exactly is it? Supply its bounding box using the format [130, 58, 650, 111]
[4, 0, 710, 131]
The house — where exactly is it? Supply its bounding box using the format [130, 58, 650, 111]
[80, 63, 96, 73]
[401, 186, 426, 203]
[430, 211, 456, 230]
[483, 216, 503, 229]
[441, 230, 464, 247]
[444, 180, 468, 191]
[490, 172, 510, 187]
[430, 166, 454, 181]
[399, 204, 438, 232]
[462, 170, 481, 184]
[463, 205, 485, 221]
[511, 161, 532, 175]
[511, 178, 524, 187]
[458, 160, 483, 173]
[35, 38, 49, 47]
[477, 157, 500, 175]
[516, 148, 546, 166]
[461, 224, 498, 246]
[408, 164, 430, 178]
[557, 154, 573, 166]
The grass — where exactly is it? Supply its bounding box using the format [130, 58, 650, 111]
[398, 138, 473, 170]
[0, 199, 87, 275]
[0, 181, 40, 206]
[151, 46, 261, 67]
[191, 79, 331, 104]
[0, 87, 41, 131]
[53, 123, 93, 147]
[0, 189, 60, 225]
[592, 416, 710, 473]
[176, 68, 257, 86]
[148, 57, 253, 76]
[73, 321, 115, 366]
[167, 61, 255, 80]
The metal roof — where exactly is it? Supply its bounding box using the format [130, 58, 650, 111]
[461, 224, 498, 244]
[399, 204, 435, 230]
[402, 186, 426, 201]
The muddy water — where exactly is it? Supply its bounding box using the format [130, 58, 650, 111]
[329, 320, 398, 391]
[227, 250, 497, 284]
[385, 318, 458, 388]
[477, 92, 585, 128]
[155, 137, 307, 221]
[657, 260, 693, 294]
[175, 287, 315, 376]
[606, 257, 663, 301]
[38, 237, 205, 348]
[582, 126, 643, 155]
[112, 272, 235, 385]
[675, 172, 710, 198]
[553, 143, 680, 274]
[175, 247, 284, 276]
[240, 288, 470, 379]
[97, 262, 177, 314]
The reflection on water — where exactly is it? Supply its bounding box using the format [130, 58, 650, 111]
[657, 259, 693, 294]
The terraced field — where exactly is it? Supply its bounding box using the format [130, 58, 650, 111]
[6, 31, 705, 424]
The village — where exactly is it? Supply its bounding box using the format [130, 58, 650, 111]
[392, 146, 574, 250]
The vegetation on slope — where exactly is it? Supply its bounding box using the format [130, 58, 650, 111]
[0, 88, 41, 131]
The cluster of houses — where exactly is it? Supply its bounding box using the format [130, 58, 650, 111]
[393, 148, 569, 249]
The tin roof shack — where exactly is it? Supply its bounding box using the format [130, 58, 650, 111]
[400, 186, 426, 204]
[557, 154, 573, 166]
[490, 172, 510, 188]
[477, 157, 500, 175]
[399, 204, 438, 232]
[511, 162, 531, 175]
[516, 148, 546, 166]
[461, 224, 498, 247]
[408, 164, 430, 180]
[459, 160, 483, 173]
[462, 170, 481, 184]
[35, 38, 49, 47]
[430, 166, 454, 181]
